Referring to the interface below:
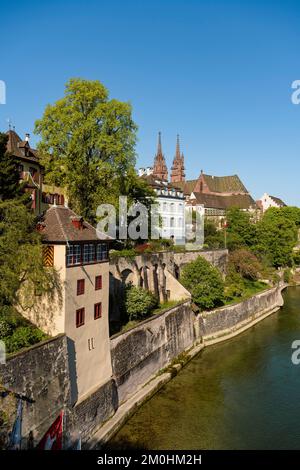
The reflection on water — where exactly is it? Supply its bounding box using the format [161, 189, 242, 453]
[107, 287, 300, 450]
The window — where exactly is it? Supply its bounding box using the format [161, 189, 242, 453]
[77, 279, 85, 295]
[67, 243, 108, 267]
[83, 244, 95, 264]
[96, 243, 108, 262]
[94, 302, 102, 320]
[76, 308, 85, 327]
[95, 275, 102, 290]
[170, 217, 175, 228]
[66, 244, 81, 266]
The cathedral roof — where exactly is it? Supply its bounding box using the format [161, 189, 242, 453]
[201, 173, 248, 194]
[172, 179, 197, 195]
[190, 192, 255, 210]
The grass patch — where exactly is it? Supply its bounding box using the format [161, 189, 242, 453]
[111, 299, 185, 336]
[152, 299, 183, 315]
[224, 280, 269, 306]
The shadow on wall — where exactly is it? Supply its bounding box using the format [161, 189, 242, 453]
[67, 337, 78, 405]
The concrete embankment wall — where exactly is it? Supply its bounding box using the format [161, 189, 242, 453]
[198, 286, 284, 343]
[110, 300, 195, 403]
[0, 286, 284, 447]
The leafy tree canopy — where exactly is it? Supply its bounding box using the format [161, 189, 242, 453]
[0, 133, 25, 202]
[255, 207, 298, 267]
[229, 248, 262, 281]
[0, 200, 61, 312]
[35, 78, 155, 223]
[226, 207, 257, 249]
[181, 256, 224, 310]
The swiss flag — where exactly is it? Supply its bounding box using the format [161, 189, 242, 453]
[37, 411, 64, 450]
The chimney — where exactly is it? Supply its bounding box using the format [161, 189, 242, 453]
[70, 216, 84, 230]
[25, 133, 30, 143]
[36, 221, 46, 232]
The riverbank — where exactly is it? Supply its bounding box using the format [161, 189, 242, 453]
[107, 286, 300, 450]
[88, 284, 286, 448]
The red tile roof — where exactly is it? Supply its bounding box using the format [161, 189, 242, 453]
[6, 130, 42, 165]
[40, 206, 112, 243]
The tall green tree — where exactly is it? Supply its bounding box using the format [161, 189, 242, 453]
[0, 200, 61, 312]
[35, 78, 151, 223]
[226, 207, 257, 250]
[255, 208, 298, 267]
[0, 133, 24, 201]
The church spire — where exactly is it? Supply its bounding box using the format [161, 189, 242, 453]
[175, 134, 180, 159]
[157, 131, 162, 155]
[171, 134, 185, 183]
[152, 132, 168, 181]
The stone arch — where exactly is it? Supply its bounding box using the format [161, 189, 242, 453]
[138, 267, 144, 288]
[121, 268, 135, 285]
[174, 263, 180, 280]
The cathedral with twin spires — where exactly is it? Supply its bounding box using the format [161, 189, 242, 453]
[152, 132, 185, 183]
[143, 132, 256, 225]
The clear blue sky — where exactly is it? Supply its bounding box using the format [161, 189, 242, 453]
[1, 0, 300, 205]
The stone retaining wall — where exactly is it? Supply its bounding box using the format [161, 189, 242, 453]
[110, 301, 195, 403]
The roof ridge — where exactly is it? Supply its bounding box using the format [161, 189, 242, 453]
[53, 206, 69, 245]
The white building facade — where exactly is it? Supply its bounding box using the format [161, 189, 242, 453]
[258, 192, 286, 213]
[156, 183, 185, 243]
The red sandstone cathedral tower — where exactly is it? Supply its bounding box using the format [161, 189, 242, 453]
[170, 134, 185, 183]
[152, 132, 168, 181]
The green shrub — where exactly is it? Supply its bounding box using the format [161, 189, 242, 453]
[4, 327, 46, 354]
[109, 249, 136, 260]
[125, 286, 158, 321]
[283, 268, 292, 284]
[229, 248, 262, 281]
[0, 319, 12, 339]
[224, 264, 245, 301]
[181, 256, 224, 310]
[293, 251, 300, 266]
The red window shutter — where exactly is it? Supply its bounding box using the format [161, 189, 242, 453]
[77, 279, 85, 295]
[95, 275, 102, 290]
[76, 308, 85, 327]
[94, 303, 102, 320]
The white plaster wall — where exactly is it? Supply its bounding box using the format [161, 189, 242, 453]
[65, 261, 112, 401]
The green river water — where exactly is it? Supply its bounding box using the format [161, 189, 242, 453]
[107, 287, 300, 450]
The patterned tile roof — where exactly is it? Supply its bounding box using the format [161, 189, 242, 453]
[202, 174, 248, 194]
[39, 206, 112, 243]
[190, 192, 255, 210]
